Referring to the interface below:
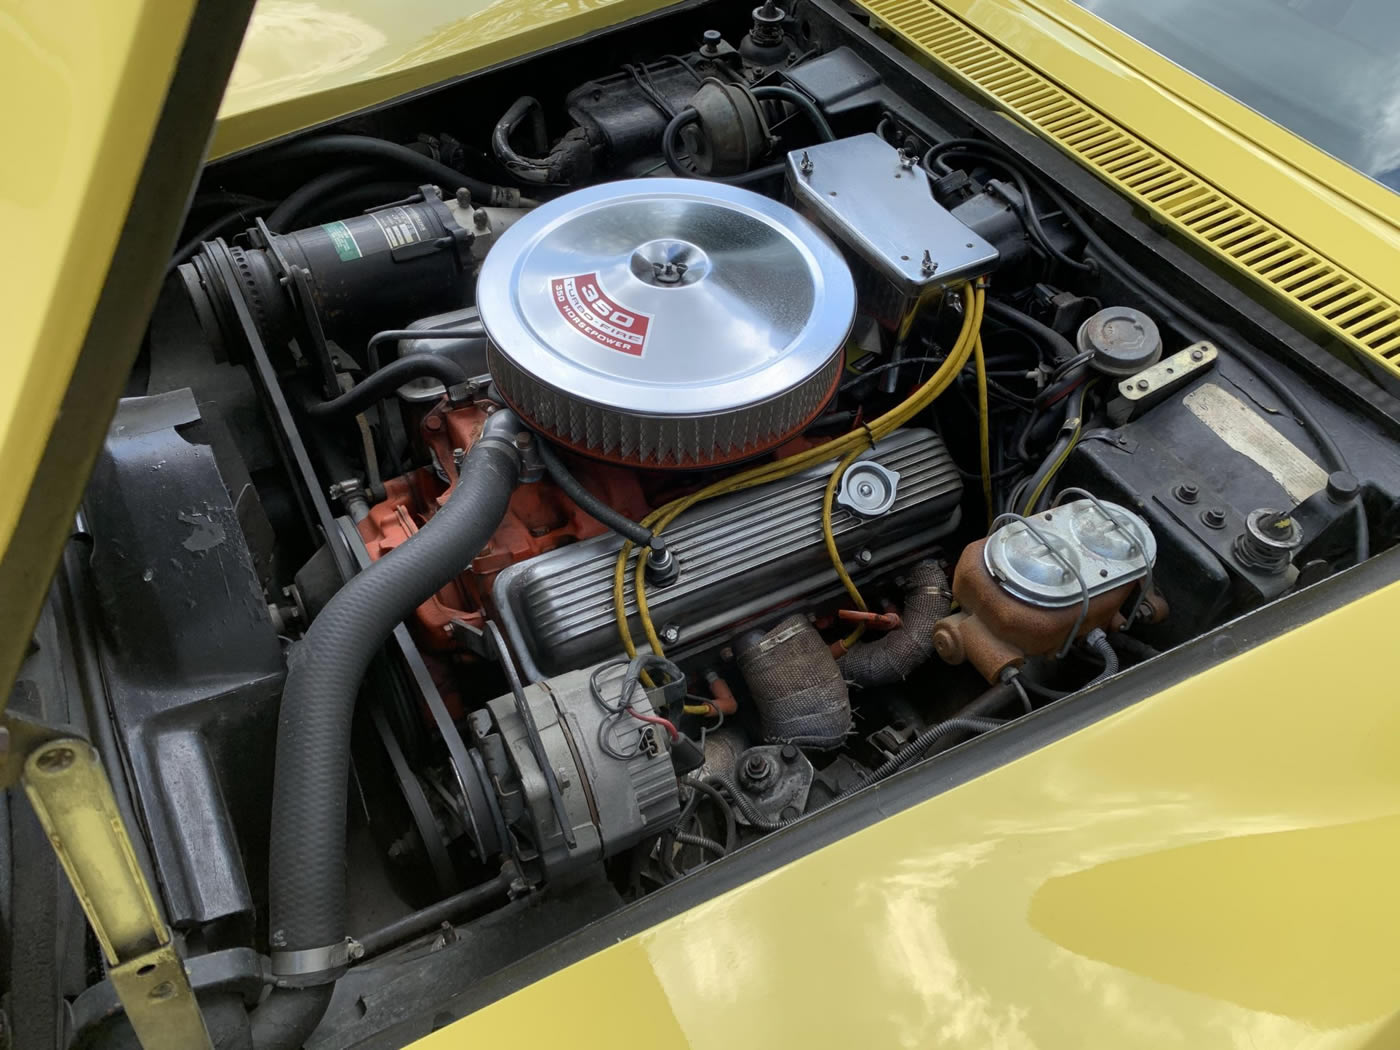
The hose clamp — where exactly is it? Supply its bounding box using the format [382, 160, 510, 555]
[270, 938, 363, 986]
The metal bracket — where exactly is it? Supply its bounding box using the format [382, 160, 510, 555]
[19, 736, 212, 1049]
[1107, 341, 1217, 423]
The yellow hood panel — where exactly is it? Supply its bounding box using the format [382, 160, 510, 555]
[0, 0, 194, 607]
[214, 0, 677, 158]
[417, 574, 1400, 1049]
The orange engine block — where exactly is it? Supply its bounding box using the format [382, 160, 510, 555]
[357, 401, 650, 710]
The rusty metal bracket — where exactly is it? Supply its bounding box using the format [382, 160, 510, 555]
[18, 733, 212, 1049]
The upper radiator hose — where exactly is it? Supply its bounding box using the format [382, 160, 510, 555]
[839, 561, 951, 687]
[255, 412, 522, 1043]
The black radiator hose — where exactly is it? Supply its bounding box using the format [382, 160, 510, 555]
[840, 561, 950, 687]
[253, 412, 522, 1045]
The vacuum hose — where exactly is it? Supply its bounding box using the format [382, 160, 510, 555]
[307, 355, 469, 418]
[839, 561, 950, 687]
[254, 412, 523, 1045]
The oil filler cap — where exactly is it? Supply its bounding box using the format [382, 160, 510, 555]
[1077, 306, 1162, 377]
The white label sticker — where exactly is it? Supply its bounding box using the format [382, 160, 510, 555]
[1183, 383, 1328, 502]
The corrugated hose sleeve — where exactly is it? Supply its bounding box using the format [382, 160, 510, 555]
[256, 423, 520, 1046]
[839, 561, 950, 687]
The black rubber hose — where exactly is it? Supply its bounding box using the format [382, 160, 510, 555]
[492, 96, 554, 185]
[840, 561, 950, 687]
[355, 872, 512, 960]
[249, 987, 332, 1050]
[307, 355, 468, 418]
[985, 299, 1078, 364]
[266, 165, 377, 232]
[751, 84, 836, 141]
[258, 134, 516, 207]
[262, 424, 520, 1010]
[1107, 632, 1160, 665]
[364, 325, 484, 374]
[536, 441, 662, 553]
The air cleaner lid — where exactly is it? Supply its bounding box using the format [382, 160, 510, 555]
[476, 178, 855, 418]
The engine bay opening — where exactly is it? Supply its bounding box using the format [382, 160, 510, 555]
[28, 1, 1400, 1045]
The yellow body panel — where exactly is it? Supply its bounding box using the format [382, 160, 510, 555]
[421, 575, 1400, 1049]
[214, 0, 677, 158]
[0, 0, 194, 575]
[903, 0, 1400, 304]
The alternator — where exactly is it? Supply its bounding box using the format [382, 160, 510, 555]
[464, 664, 683, 883]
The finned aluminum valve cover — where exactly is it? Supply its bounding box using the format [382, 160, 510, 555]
[477, 179, 856, 468]
[493, 428, 961, 677]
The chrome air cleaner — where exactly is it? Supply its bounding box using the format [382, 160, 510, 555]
[476, 178, 855, 468]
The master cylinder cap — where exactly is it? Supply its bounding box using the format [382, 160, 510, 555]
[1077, 306, 1162, 377]
[477, 178, 855, 469]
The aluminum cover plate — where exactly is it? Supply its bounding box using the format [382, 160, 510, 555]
[787, 133, 999, 294]
[476, 178, 855, 418]
[493, 428, 962, 677]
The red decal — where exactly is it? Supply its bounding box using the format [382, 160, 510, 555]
[550, 273, 651, 356]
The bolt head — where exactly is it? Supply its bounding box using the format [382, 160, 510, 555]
[856, 548, 874, 565]
[1191, 348, 1205, 361]
[1136, 379, 1150, 391]
[661, 624, 680, 644]
[1326, 470, 1360, 502]
[1174, 482, 1199, 504]
[1201, 508, 1226, 529]
[780, 743, 799, 762]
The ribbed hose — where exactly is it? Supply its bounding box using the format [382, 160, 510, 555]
[1083, 628, 1119, 687]
[256, 420, 520, 1045]
[307, 355, 468, 418]
[839, 561, 950, 687]
[248, 987, 332, 1050]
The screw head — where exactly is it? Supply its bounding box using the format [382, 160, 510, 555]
[856, 548, 874, 565]
[780, 743, 799, 762]
[1136, 379, 1150, 391]
[1191, 348, 1205, 362]
[660, 624, 681, 645]
[1174, 482, 1200, 504]
[1201, 508, 1226, 529]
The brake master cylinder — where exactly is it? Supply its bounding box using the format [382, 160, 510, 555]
[932, 498, 1164, 681]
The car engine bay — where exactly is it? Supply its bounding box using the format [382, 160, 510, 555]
[20, 1, 1400, 1046]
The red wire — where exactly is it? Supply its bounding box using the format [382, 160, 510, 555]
[628, 707, 680, 741]
[1040, 376, 1085, 408]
